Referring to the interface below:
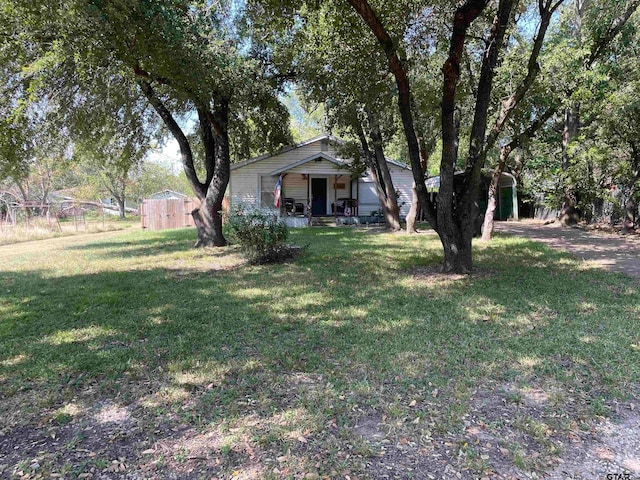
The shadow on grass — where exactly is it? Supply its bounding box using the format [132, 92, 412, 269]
[1, 227, 639, 477]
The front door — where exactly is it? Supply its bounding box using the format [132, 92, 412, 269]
[311, 178, 327, 216]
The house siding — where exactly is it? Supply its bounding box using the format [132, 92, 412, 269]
[229, 136, 414, 216]
[360, 165, 414, 217]
[230, 139, 340, 208]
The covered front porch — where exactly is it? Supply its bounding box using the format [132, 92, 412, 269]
[270, 153, 360, 219]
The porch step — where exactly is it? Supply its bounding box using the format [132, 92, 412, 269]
[311, 216, 336, 227]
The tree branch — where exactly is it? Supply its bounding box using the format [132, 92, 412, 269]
[197, 107, 217, 187]
[587, 0, 640, 67]
[138, 80, 206, 199]
[483, 0, 564, 156]
[346, 0, 438, 227]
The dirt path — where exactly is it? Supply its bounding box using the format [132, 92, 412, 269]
[495, 221, 640, 278]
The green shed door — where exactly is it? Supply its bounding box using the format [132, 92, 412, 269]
[498, 186, 513, 220]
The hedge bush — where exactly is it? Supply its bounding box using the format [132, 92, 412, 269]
[225, 206, 292, 263]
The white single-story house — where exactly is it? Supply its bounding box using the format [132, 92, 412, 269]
[228, 134, 415, 224]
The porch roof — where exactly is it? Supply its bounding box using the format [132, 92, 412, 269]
[269, 152, 351, 176]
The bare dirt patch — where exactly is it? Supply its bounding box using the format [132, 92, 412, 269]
[546, 406, 640, 480]
[407, 265, 497, 285]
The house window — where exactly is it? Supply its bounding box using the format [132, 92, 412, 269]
[260, 175, 276, 208]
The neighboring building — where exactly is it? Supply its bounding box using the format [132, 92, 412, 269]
[148, 190, 188, 200]
[228, 134, 415, 223]
[425, 171, 519, 221]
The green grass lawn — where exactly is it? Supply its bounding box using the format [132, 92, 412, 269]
[0, 227, 638, 479]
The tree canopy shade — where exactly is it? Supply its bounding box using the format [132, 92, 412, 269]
[2, 0, 639, 268]
[1, 0, 292, 246]
[340, 0, 517, 272]
[338, 0, 639, 271]
[284, 1, 404, 230]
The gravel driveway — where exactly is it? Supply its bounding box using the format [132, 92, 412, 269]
[495, 221, 640, 278]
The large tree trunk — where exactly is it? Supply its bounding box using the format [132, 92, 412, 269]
[193, 202, 225, 246]
[441, 232, 473, 273]
[139, 80, 229, 247]
[195, 98, 230, 247]
[437, 0, 512, 273]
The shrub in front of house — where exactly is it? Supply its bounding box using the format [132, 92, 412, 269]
[225, 206, 300, 263]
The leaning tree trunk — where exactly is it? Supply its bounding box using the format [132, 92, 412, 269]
[481, 146, 510, 241]
[346, 0, 438, 231]
[355, 119, 400, 231]
[406, 135, 431, 233]
[366, 109, 401, 231]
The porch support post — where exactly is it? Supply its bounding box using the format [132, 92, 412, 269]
[334, 175, 338, 221]
[356, 179, 360, 217]
[280, 173, 287, 216]
[306, 174, 311, 225]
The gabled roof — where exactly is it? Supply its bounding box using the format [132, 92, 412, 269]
[230, 133, 412, 173]
[386, 158, 411, 171]
[231, 133, 343, 171]
[149, 189, 187, 199]
[269, 152, 349, 176]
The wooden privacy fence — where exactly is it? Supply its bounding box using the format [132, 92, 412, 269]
[141, 198, 199, 230]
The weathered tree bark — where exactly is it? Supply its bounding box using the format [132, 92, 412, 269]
[197, 98, 230, 247]
[139, 80, 229, 246]
[366, 109, 401, 231]
[438, 0, 512, 273]
[354, 118, 400, 231]
[559, 103, 581, 225]
[406, 135, 431, 233]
